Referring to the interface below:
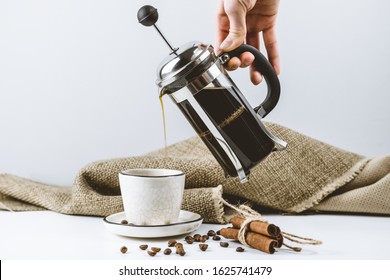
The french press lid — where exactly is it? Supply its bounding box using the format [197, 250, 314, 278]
[156, 41, 218, 89]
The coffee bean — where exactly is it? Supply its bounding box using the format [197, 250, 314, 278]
[212, 235, 221, 241]
[151, 247, 161, 253]
[193, 234, 201, 242]
[147, 250, 156, 257]
[184, 235, 193, 241]
[176, 247, 186, 256]
[185, 237, 194, 244]
[120, 246, 128, 254]
[207, 230, 216, 236]
[236, 247, 245, 252]
[202, 235, 209, 240]
[120, 220, 128, 225]
[167, 240, 177, 247]
[216, 230, 221, 235]
[139, 244, 148, 250]
[199, 236, 207, 243]
[164, 248, 172, 255]
[199, 244, 208, 251]
[175, 242, 183, 248]
[220, 242, 229, 248]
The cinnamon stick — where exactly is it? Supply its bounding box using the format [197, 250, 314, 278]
[231, 216, 281, 237]
[274, 233, 283, 248]
[220, 227, 278, 254]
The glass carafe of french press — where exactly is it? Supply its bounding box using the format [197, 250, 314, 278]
[138, 5, 287, 183]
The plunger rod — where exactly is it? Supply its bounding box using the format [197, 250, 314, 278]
[153, 24, 177, 54]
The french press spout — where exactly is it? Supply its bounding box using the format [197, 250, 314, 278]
[137, 5, 287, 183]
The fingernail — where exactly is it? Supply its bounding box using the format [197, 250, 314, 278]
[242, 53, 254, 67]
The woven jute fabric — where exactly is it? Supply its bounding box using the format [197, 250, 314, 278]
[0, 122, 389, 223]
[312, 156, 390, 214]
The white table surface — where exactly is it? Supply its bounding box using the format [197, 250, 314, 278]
[1, 211, 389, 260]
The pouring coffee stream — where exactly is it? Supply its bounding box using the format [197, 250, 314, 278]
[138, 5, 287, 183]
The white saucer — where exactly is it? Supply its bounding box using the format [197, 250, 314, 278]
[103, 210, 203, 238]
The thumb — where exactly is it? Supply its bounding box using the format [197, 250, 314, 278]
[220, 4, 247, 51]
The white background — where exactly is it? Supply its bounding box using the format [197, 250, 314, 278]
[1, 0, 389, 186]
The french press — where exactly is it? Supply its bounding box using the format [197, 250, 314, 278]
[137, 5, 287, 183]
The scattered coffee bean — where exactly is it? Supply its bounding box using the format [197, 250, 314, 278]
[175, 242, 183, 248]
[199, 236, 207, 243]
[220, 242, 229, 248]
[193, 234, 201, 242]
[236, 247, 245, 252]
[207, 230, 216, 236]
[147, 250, 156, 257]
[164, 248, 172, 255]
[120, 220, 128, 225]
[199, 244, 208, 251]
[185, 235, 193, 241]
[185, 237, 194, 244]
[168, 240, 177, 247]
[212, 235, 221, 241]
[151, 247, 161, 253]
[176, 247, 186, 256]
[120, 246, 128, 254]
[216, 230, 221, 235]
[202, 234, 209, 240]
[139, 244, 148, 250]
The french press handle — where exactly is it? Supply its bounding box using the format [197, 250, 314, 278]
[221, 45, 280, 118]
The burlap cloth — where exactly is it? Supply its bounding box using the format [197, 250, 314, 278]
[1, 122, 389, 223]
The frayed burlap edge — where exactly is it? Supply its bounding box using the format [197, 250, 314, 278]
[287, 158, 370, 213]
[181, 185, 227, 224]
[213, 184, 227, 223]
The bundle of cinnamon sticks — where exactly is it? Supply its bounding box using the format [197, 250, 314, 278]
[220, 216, 285, 254]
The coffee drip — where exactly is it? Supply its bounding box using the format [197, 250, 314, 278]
[159, 90, 168, 157]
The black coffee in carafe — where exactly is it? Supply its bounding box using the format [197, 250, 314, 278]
[138, 5, 287, 183]
[176, 86, 275, 178]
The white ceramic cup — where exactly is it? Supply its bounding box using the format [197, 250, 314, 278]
[118, 168, 185, 225]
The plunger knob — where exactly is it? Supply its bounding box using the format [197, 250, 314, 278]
[137, 5, 158, 26]
[137, 5, 178, 54]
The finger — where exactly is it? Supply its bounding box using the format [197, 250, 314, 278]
[239, 52, 255, 68]
[216, 22, 230, 51]
[223, 49, 262, 85]
[225, 53, 254, 71]
[216, 0, 230, 48]
[263, 27, 280, 75]
[225, 57, 241, 71]
[245, 31, 260, 51]
[250, 64, 263, 85]
[219, 2, 247, 51]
